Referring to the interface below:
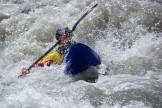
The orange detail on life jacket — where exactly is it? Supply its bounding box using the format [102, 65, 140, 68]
[35, 60, 54, 67]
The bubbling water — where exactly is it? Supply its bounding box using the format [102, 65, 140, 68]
[0, 0, 162, 108]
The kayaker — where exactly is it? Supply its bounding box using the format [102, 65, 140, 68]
[21, 27, 101, 82]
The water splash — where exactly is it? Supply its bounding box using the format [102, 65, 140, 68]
[0, 0, 162, 107]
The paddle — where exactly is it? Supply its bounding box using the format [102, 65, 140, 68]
[18, 4, 98, 77]
[18, 41, 60, 77]
[70, 4, 98, 32]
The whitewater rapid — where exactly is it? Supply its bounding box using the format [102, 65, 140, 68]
[0, 0, 162, 108]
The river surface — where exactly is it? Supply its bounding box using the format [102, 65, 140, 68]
[0, 0, 162, 108]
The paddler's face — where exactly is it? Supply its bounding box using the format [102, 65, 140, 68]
[59, 35, 71, 44]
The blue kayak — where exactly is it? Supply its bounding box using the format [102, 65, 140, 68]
[64, 42, 101, 75]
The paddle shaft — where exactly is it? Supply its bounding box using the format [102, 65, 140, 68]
[28, 41, 59, 70]
[18, 41, 59, 77]
[71, 4, 98, 32]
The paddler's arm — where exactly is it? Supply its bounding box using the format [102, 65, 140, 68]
[20, 51, 64, 76]
[35, 51, 64, 67]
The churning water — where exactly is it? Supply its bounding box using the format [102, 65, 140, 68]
[0, 0, 162, 108]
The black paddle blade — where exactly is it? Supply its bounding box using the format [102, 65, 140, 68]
[71, 4, 98, 32]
